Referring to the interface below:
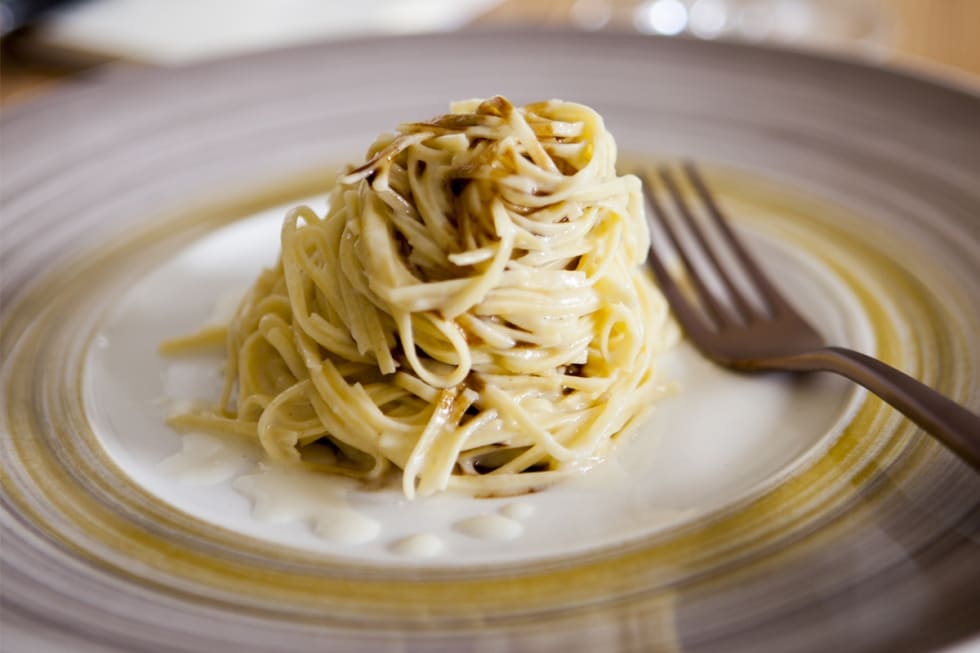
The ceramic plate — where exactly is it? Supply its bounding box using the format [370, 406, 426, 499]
[2, 31, 979, 653]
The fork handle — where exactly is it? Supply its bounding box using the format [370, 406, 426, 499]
[775, 347, 980, 471]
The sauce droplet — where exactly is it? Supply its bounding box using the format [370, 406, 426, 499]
[499, 502, 535, 521]
[454, 514, 523, 541]
[389, 533, 445, 558]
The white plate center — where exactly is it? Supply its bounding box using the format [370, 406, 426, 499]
[84, 199, 867, 566]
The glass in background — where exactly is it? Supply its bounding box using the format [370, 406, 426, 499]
[569, 0, 889, 55]
[481, 0, 980, 79]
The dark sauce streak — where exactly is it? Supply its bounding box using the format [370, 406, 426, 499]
[449, 177, 471, 197]
[472, 459, 502, 476]
[478, 95, 514, 118]
[394, 230, 412, 259]
[466, 373, 486, 393]
[553, 158, 577, 176]
[409, 114, 496, 132]
[462, 326, 483, 346]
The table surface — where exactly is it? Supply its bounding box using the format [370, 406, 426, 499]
[1, 0, 978, 108]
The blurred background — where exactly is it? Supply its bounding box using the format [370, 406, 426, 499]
[1, 0, 978, 107]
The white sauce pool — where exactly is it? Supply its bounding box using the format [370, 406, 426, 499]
[158, 432, 259, 485]
[232, 465, 381, 545]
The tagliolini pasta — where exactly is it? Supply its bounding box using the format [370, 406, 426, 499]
[166, 96, 676, 497]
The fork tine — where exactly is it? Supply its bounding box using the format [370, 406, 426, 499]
[683, 163, 795, 317]
[638, 172, 715, 340]
[658, 167, 756, 324]
[652, 168, 739, 327]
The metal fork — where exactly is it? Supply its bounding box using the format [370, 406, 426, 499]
[639, 163, 980, 471]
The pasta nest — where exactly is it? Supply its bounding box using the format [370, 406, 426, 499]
[189, 97, 676, 497]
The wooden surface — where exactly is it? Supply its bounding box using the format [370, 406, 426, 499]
[1, 0, 978, 108]
[885, 0, 980, 77]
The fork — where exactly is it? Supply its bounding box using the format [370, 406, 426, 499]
[638, 163, 980, 471]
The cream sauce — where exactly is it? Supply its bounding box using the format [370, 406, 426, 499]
[454, 513, 523, 541]
[389, 533, 445, 558]
[499, 502, 535, 521]
[158, 432, 260, 485]
[232, 465, 381, 544]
